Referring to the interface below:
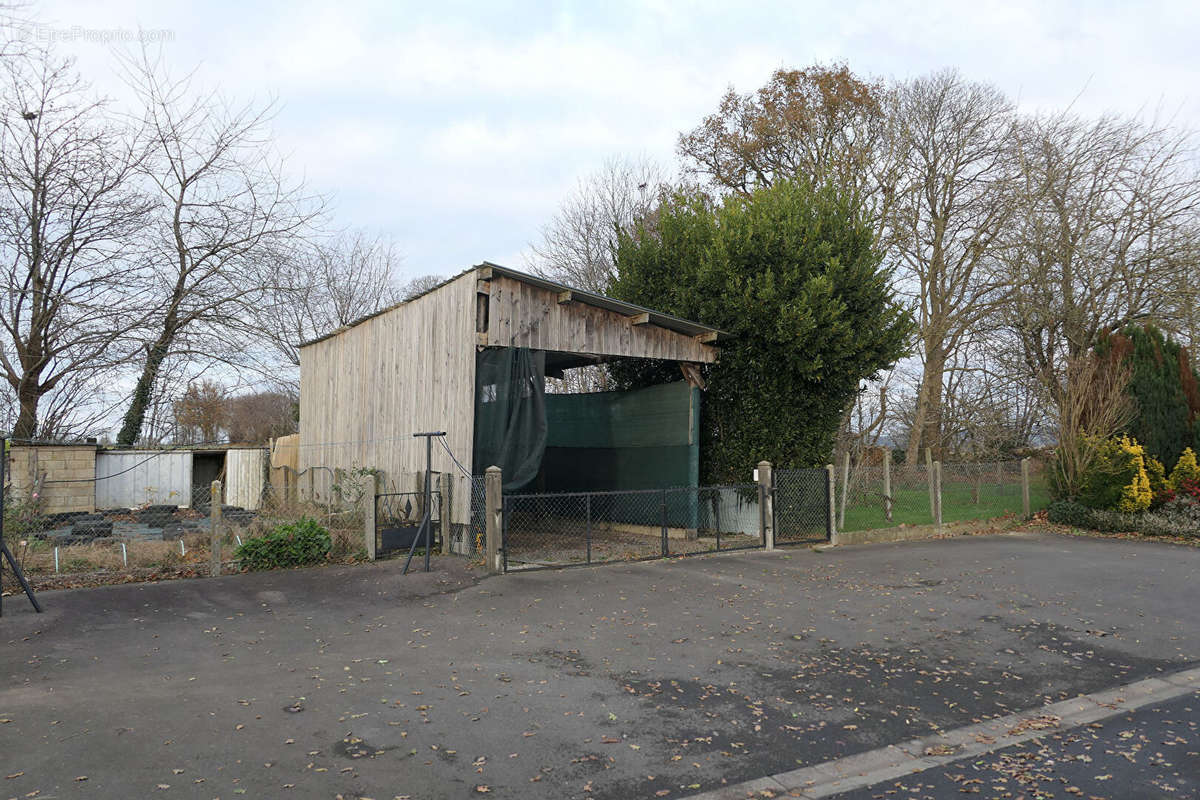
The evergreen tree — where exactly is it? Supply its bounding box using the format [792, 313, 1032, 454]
[609, 179, 912, 481]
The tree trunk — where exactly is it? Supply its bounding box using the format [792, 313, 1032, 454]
[116, 334, 172, 446]
[904, 346, 947, 467]
[13, 384, 41, 440]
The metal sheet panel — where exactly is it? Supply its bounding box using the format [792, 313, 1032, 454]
[95, 451, 193, 509]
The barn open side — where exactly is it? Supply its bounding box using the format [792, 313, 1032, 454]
[298, 263, 728, 545]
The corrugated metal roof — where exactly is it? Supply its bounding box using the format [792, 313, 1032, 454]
[300, 262, 730, 348]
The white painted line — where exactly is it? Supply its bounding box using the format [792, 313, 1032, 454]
[683, 665, 1200, 800]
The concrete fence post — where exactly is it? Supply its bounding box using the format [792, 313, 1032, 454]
[825, 464, 837, 543]
[934, 461, 943, 532]
[756, 461, 773, 550]
[440, 472, 453, 556]
[839, 451, 851, 530]
[485, 466, 503, 574]
[883, 449, 893, 522]
[210, 480, 222, 577]
[1021, 458, 1032, 518]
[363, 472, 378, 562]
[926, 448, 936, 523]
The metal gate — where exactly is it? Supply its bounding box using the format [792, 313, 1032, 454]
[501, 484, 766, 572]
[772, 467, 831, 545]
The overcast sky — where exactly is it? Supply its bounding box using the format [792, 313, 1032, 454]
[28, 0, 1200, 284]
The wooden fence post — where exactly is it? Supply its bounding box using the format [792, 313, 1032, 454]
[883, 449, 893, 522]
[825, 464, 837, 542]
[364, 472, 377, 562]
[485, 466, 502, 574]
[1021, 458, 1031, 518]
[757, 461, 773, 550]
[210, 480, 222, 577]
[440, 472, 452, 556]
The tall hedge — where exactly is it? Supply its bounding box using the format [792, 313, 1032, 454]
[609, 179, 912, 481]
[1099, 325, 1200, 471]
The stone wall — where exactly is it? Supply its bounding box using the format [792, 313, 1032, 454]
[7, 445, 97, 514]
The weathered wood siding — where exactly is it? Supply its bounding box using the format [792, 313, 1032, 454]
[225, 448, 268, 510]
[299, 273, 478, 522]
[486, 274, 717, 363]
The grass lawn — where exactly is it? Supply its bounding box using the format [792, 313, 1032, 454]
[839, 481, 1052, 532]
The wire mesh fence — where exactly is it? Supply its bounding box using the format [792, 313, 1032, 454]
[773, 467, 830, 544]
[1, 477, 368, 592]
[501, 484, 765, 571]
[832, 457, 1049, 533]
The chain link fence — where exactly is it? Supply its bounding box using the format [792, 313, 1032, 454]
[832, 458, 1048, 533]
[1, 473, 368, 593]
[375, 491, 440, 556]
[773, 467, 831, 544]
[501, 484, 765, 571]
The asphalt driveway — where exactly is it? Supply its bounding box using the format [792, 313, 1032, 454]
[1, 531, 1197, 799]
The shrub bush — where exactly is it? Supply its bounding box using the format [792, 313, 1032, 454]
[1077, 435, 1151, 512]
[235, 517, 332, 571]
[1048, 496, 1199, 539]
[1169, 448, 1200, 489]
[1047, 500, 1092, 527]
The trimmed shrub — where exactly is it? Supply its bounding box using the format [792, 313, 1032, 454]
[1048, 496, 1199, 539]
[1047, 500, 1091, 528]
[1169, 448, 1200, 489]
[235, 517, 331, 571]
[1078, 435, 1152, 512]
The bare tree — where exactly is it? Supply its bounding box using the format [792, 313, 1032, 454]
[998, 112, 1200, 410]
[527, 155, 667, 293]
[225, 390, 295, 443]
[172, 378, 226, 444]
[259, 230, 405, 375]
[1049, 352, 1134, 497]
[114, 49, 320, 446]
[0, 48, 150, 439]
[888, 70, 1017, 466]
[401, 273, 444, 299]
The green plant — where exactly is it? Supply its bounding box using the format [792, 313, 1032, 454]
[1169, 447, 1200, 489]
[1077, 435, 1151, 512]
[1047, 499, 1091, 527]
[609, 178, 912, 480]
[235, 517, 332, 571]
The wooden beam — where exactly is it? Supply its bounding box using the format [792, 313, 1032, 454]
[557, 290, 573, 305]
[628, 312, 650, 326]
[476, 279, 491, 294]
[695, 331, 719, 344]
[477, 265, 494, 280]
[476, 332, 489, 347]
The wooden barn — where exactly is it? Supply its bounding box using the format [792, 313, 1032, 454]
[298, 263, 726, 537]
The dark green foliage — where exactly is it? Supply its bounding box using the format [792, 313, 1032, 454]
[235, 517, 331, 571]
[609, 179, 912, 481]
[1047, 499, 1092, 527]
[1098, 325, 1200, 471]
[1047, 498, 1199, 539]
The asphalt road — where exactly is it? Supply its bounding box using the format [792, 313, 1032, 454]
[1, 531, 1197, 799]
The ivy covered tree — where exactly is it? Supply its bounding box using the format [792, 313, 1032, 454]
[609, 178, 912, 481]
[1099, 325, 1200, 471]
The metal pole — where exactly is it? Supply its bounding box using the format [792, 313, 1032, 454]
[585, 494, 592, 565]
[883, 449, 893, 523]
[660, 490, 668, 558]
[424, 434, 432, 572]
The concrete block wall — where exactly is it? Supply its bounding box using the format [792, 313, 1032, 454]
[8, 445, 97, 514]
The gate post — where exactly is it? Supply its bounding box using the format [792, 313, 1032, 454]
[934, 461, 944, 532]
[883, 449, 893, 522]
[210, 480, 222, 577]
[1021, 458, 1031, 518]
[440, 472, 453, 555]
[485, 466, 502, 574]
[363, 472, 378, 561]
[757, 461, 773, 550]
[825, 464, 837, 542]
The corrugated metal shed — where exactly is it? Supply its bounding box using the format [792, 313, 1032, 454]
[95, 451, 193, 509]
